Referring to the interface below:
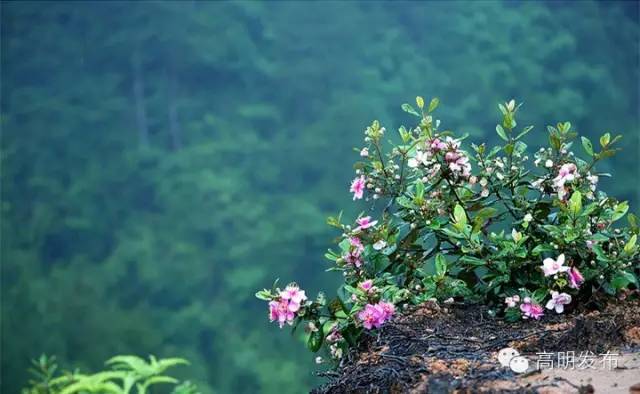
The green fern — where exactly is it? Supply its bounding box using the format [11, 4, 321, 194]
[22, 354, 194, 394]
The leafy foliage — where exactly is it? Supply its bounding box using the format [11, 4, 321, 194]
[1, 1, 638, 393]
[258, 97, 640, 361]
[22, 354, 194, 394]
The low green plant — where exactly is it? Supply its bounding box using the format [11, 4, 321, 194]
[256, 97, 639, 362]
[22, 354, 196, 394]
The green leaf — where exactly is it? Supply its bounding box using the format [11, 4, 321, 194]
[255, 290, 272, 301]
[144, 376, 179, 386]
[600, 133, 611, 147]
[624, 234, 637, 254]
[612, 201, 629, 222]
[415, 181, 425, 201]
[516, 126, 533, 140]
[549, 133, 561, 150]
[531, 244, 553, 256]
[453, 204, 467, 226]
[581, 136, 594, 156]
[515, 125, 534, 140]
[401, 103, 420, 117]
[472, 207, 498, 232]
[496, 125, 508, 141]
[611, 271, 636, 290]
[428, 97, 439, 113]
[569, 191, 582, 216]
[503, 143, 514, 155]
[504, 307, 521, 322]
[459, 255, 485, 266]
[628, 213, 639, 232]
[398, 125, 411, 143]
[435, 254, 447, 277]
[306, 325, 323, 352]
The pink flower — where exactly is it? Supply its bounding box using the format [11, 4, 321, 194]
[281, 284, 307, 304]
[326, 328, 343, 343]
[545, 291, 572, 314]
[349, 237, 364, 255]
[355, 216, 378, 231]
[429, 138, 446, 152]
[269, 300, 279, 321]
[440, 137, 471, 178]
[378, 301, 395, 320]
[357, 301, 395, 329]
[269, 300, 295, 328]
[359, 279, 374, 292]
[350, 175, 366, 200]
[358, 304, 382, 329]
[568, 267, 584, 289]
[552, 163, 579, 199]
[520, 300, 544, 320]
[343, 251, 363, 267]
[541, 254, 570, 277]
[280, 284, 307, 312]
[267, 284, 310, 328]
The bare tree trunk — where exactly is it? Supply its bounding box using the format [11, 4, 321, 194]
[131, 50, 149, 148]
[167, 69, 182, 151]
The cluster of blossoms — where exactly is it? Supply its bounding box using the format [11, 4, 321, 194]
[541, 254, 584, 289]
[268, 284, 307, 328]
[406, 136, 471, 179]
[325, 328, 344, 359]
[520, 298, 544, 320]
[357, 301, 395, 329]
[343, 236, 364, 267]
[258, 97, 638, 363]
[442, 138, 472, 178]
[553, 163, 579, 200]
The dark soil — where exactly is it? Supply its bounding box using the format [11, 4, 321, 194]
[312, 299, 640, 394]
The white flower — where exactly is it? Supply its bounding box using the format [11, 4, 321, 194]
[545, 291, 572, 314]
[481, 188, 489, 197]
[545, 159, 553, 168]
[479, 178, 488, 187]
[512, 229, 522, 242]
[407, 158, 419, 168]
[504, 296, 517, 308]
[373, 240, 387, 250]
[360, 147, 369, 157]
[315, 356, 323, 364]
[523, 213, 533, 222]
[415, 150, 429, 165]
[496, 172, 504, 180]
[541, 254, 570, 276]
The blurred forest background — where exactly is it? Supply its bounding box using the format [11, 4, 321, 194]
[1, 1, 639, 393]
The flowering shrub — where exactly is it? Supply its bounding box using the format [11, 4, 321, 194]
[256, 97, 639, 360]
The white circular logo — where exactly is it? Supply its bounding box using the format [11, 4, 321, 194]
[509, 355, 530, 373]
[498, 347, 519, 367]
